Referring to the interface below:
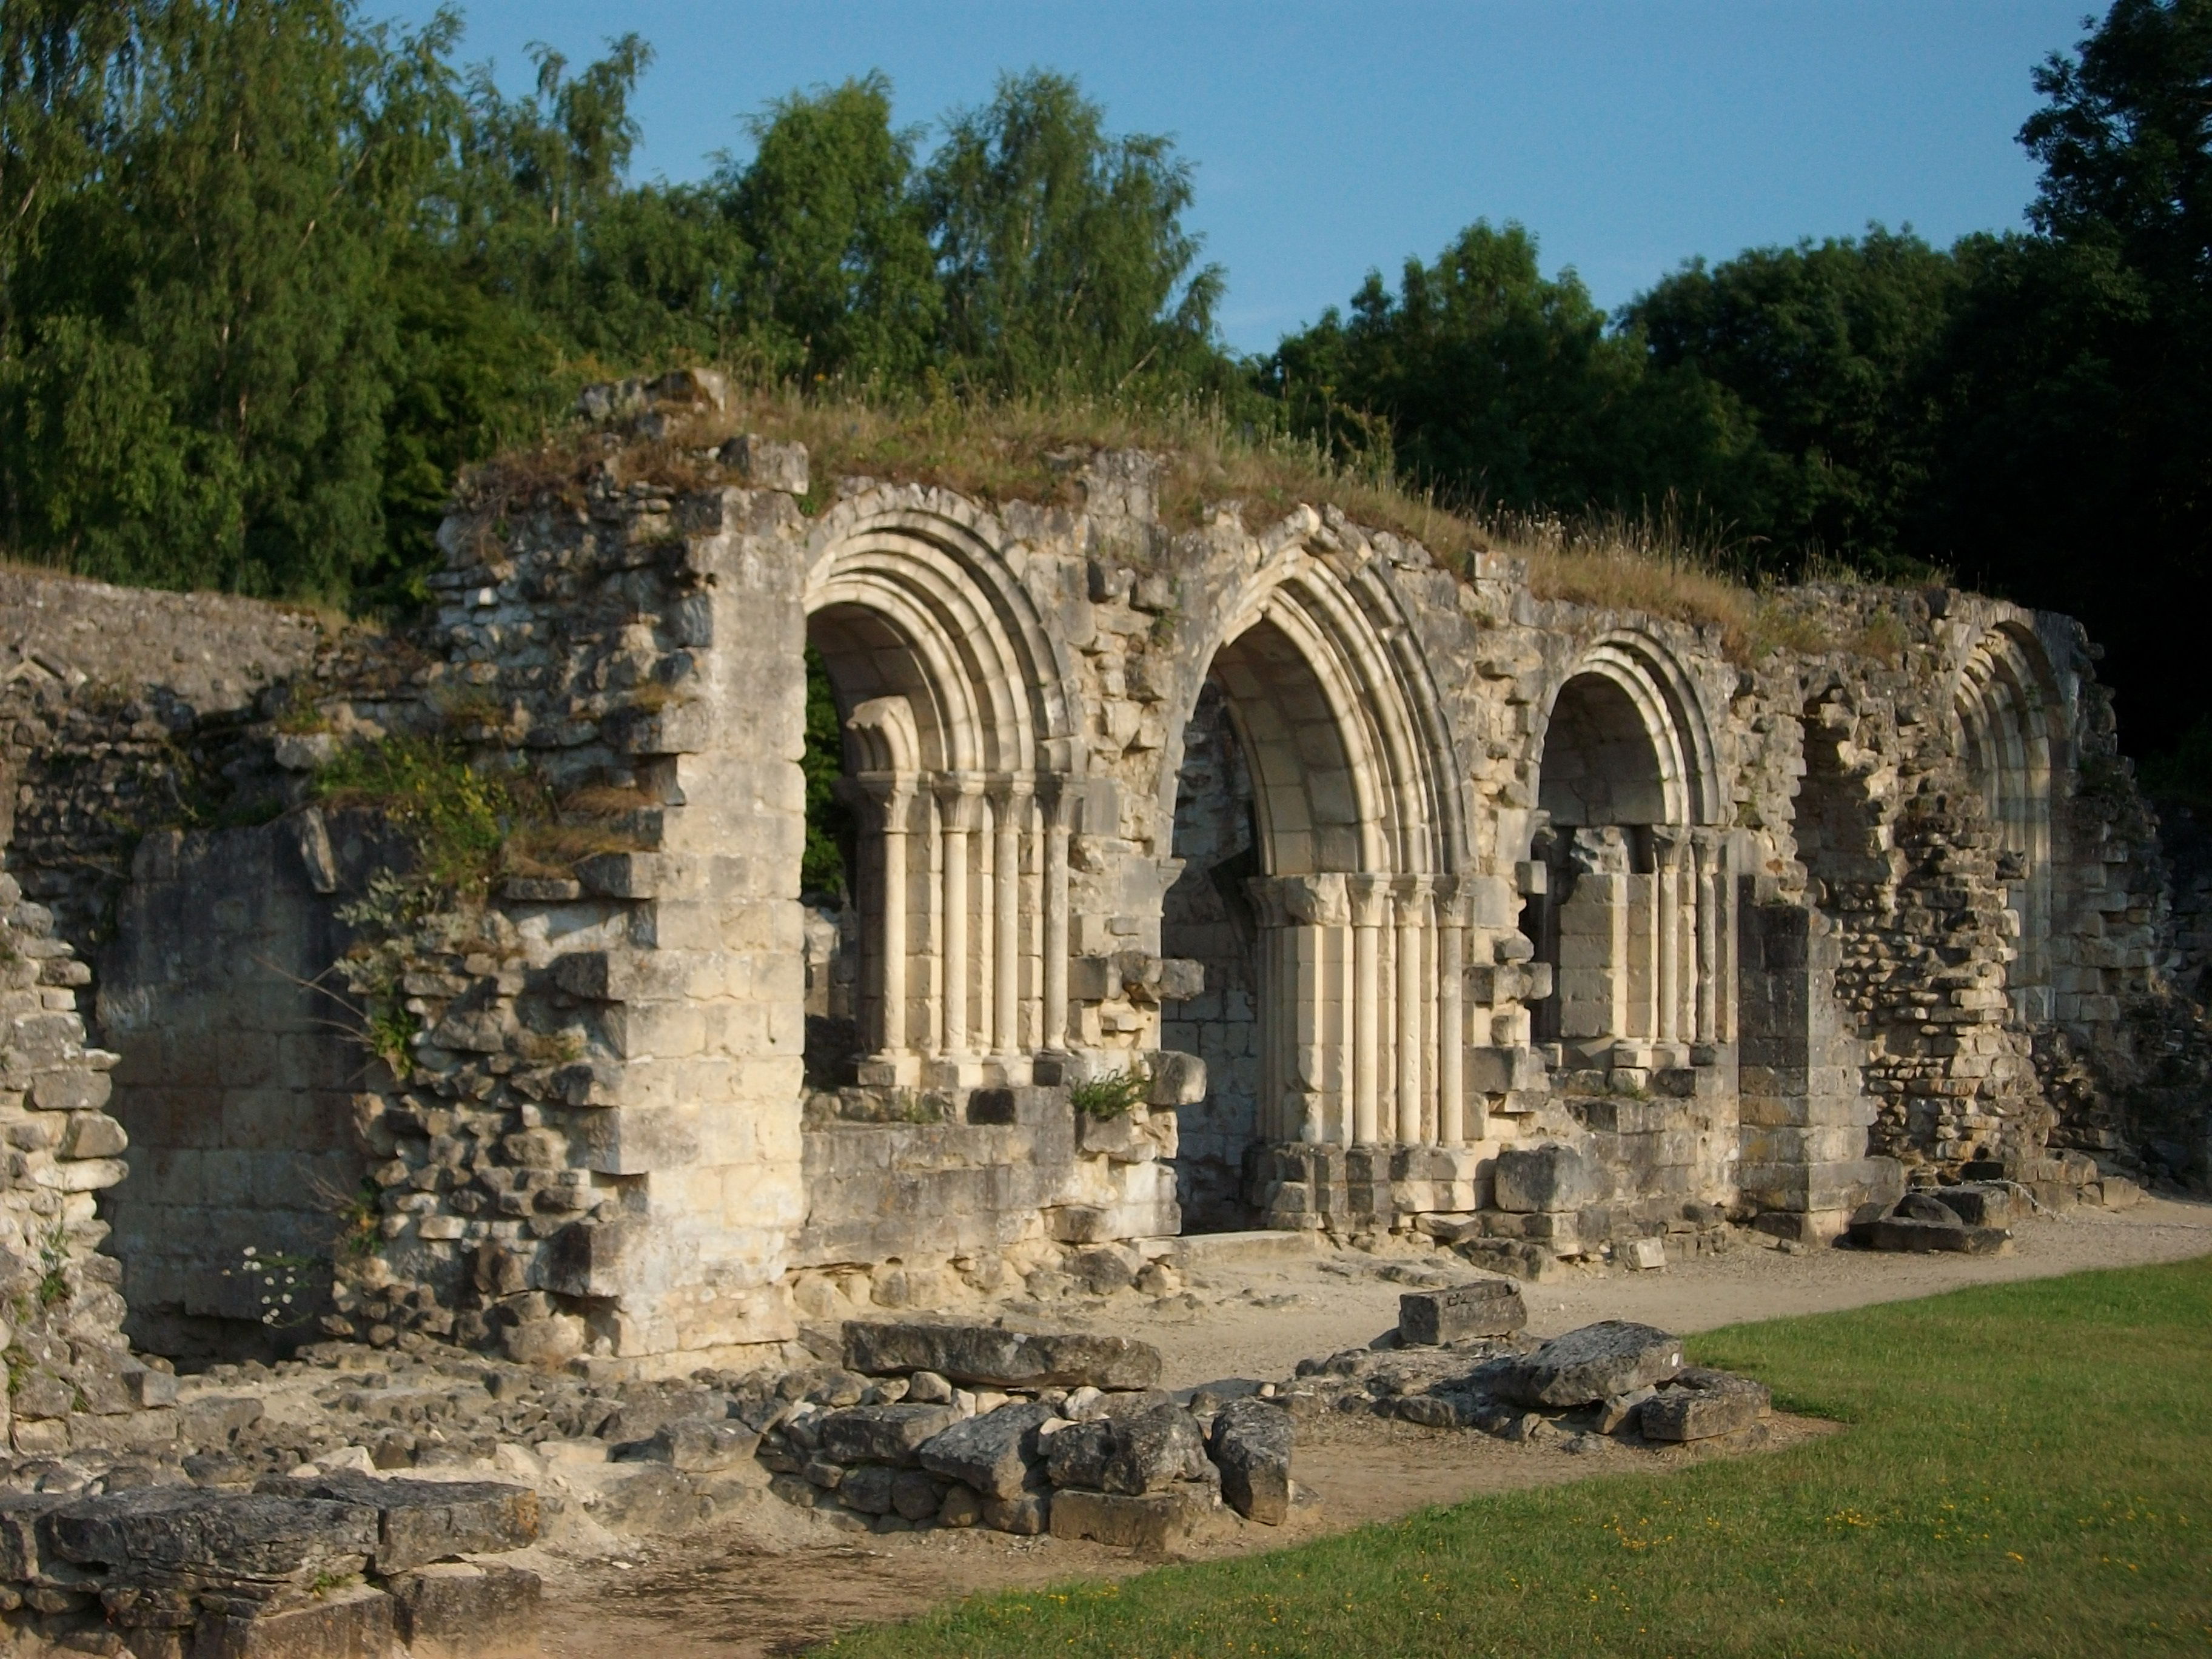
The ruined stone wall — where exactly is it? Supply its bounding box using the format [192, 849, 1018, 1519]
[2, 405, 2204, 1370]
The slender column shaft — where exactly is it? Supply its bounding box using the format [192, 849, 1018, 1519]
[877, 782, 911, 1054]
[936, 777, 983, 1056]
[1694, 833, 1718, 1044]
[1349, 877, 1388, 1145]
[1041, 784, 1070, 1051]
[1396, 881, 1425, 1146]
[1437, 882, 1466, 1145]
[1656, 834, 1680, 1044]
[992, 780, 1027, 1057]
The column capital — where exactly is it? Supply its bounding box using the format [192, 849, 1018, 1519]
[932, 771, 987, 831]
[1347, 873, 1395, 928]
[1279, 872, 1349, 927]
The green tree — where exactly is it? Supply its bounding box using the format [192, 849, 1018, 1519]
[1265, 221, 1760, 534]
[1628, 227, 1963, 573]
[727, 74, 939, 385]
[923, 70, 1225, 395]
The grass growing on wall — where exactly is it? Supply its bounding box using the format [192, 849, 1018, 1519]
[465, 382, 1886, 666]
[815, 1256, 2212, 1659]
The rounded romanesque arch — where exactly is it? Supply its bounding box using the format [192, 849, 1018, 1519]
[800, 492, 1084, 1091]
[1526, 633, 1729, 1057]
[1159, 542, 1472, 1201]
[1954, 622, 2063, 1022]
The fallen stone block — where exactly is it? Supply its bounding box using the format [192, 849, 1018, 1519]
[919, 1401, 1056, 1500]
[1928, 1184, 2013, 1228]
[815, 1403, 960, 1466]
[1501, 1321, 1682, 1407]
[1847, 1217, 2011, 1255]
[838, 1466, 896, 1515]
[1638, 1366, 1772, 1443]
[1208, 1400, 1293, 1525]
[890, 1469, 942, 1522]
[979, 1490, 1051, 1534]
[1397, 1279, 1527, 1345]
[44, 1488, 376, 1581]
[1641, 1386, 1766, 1441]
[276, 1474, 538, 1571]
[1047, 1487, 1204, 1551]
[1103, 1406, 1208, 1495]
[1044, 1419, 1113, 1489]
[190, 1582, 394, 1659]
[1594, 1386, 1656, 1435]
[843, 1322, 1162, 1391]
[387, 1562, 541, 1658]
[1621, 1236, 1668, 1271]
[1392, 1394, 1464, 1428]
[629, 1416, 759, 1473]
[937, 1484, 982, 1527]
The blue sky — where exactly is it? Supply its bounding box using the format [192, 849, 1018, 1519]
[380, 1, 2096, 354]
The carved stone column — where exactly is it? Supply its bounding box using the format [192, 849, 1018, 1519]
[1435, 878, 1467, 1145]
[1655, 829, 1683, 1045]
[1347, 874, 1392, 1145]
[934, 776, 985, 1057]
[990, 776, 1030, 1061]
[1039, 779, 1071, 1053]
[1693, 829, 1719, 1045]
[1395, 877, 1432, 1145]
[857, 774, 914, 1059]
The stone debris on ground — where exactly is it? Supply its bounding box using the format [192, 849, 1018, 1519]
[0, 1289, 1779, 1653]
[1845, 1184, 2018, 1254]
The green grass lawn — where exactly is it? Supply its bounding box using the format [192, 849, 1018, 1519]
[814, 1256, 2212, 1658]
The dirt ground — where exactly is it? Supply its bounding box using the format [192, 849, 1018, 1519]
[525, 1197, 2212, 1659]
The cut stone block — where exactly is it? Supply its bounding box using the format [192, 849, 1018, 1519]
[980, 1490, 1051, 1534]
[919, 1401, 1056, 1500]
[1641, 1369, 1771, 1441]
[815, 1403, 960, 1466]
[1047, 1487, 1205, 1550]
[843, 1322, 1162, 1391]
[1208, 1400, 1293, 1525]
[1493, 1143, 1601, 1213]
[190, 1583, 394, 1659]
[1396, 1279, 1527, 1345]
[387, 1563, 541, 1657]
[277, 1474, 539, 1571]
[1847, 1217, 2011, 1255]
[1501, 1321, 1682, 1407]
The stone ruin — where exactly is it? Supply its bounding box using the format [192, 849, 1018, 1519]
[0, 375, 2206, 1403]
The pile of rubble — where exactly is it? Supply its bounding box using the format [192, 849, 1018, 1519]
[759, 1322, 1294, 1552]
[1285, 1282, 1773, 1449]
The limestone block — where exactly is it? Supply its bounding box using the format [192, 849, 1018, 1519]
[1208, 1399, 1293, 1525]
[918, 1401, 1056, 1500]
[1500, 1321, 1683, 1407]
[1047, 1486, 1204, 1550]
[387, 1563, 542, 1658]
[844, 1322, 1163, 1391]
[1493, 1143, 1600, 1213]
[281, 1473, 539, 1571]
[1396, 1279, 1528, 1344]
[193, 1583, 395, 1659]
[816, 1403, 960, 1466]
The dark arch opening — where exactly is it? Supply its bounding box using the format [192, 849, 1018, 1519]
[1161, 617, 1363, 1227]
[1525, 672, 1669, 1045]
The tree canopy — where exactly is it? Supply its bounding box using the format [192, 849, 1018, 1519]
[1, 0, 2208, 768]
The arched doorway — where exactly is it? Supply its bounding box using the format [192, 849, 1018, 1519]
[800, 505, 1080, 1098]
[1161, 558, 1472, 1230]
[1527, 648, 1727, 1069]
[1956, 626, 2059, 1024]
